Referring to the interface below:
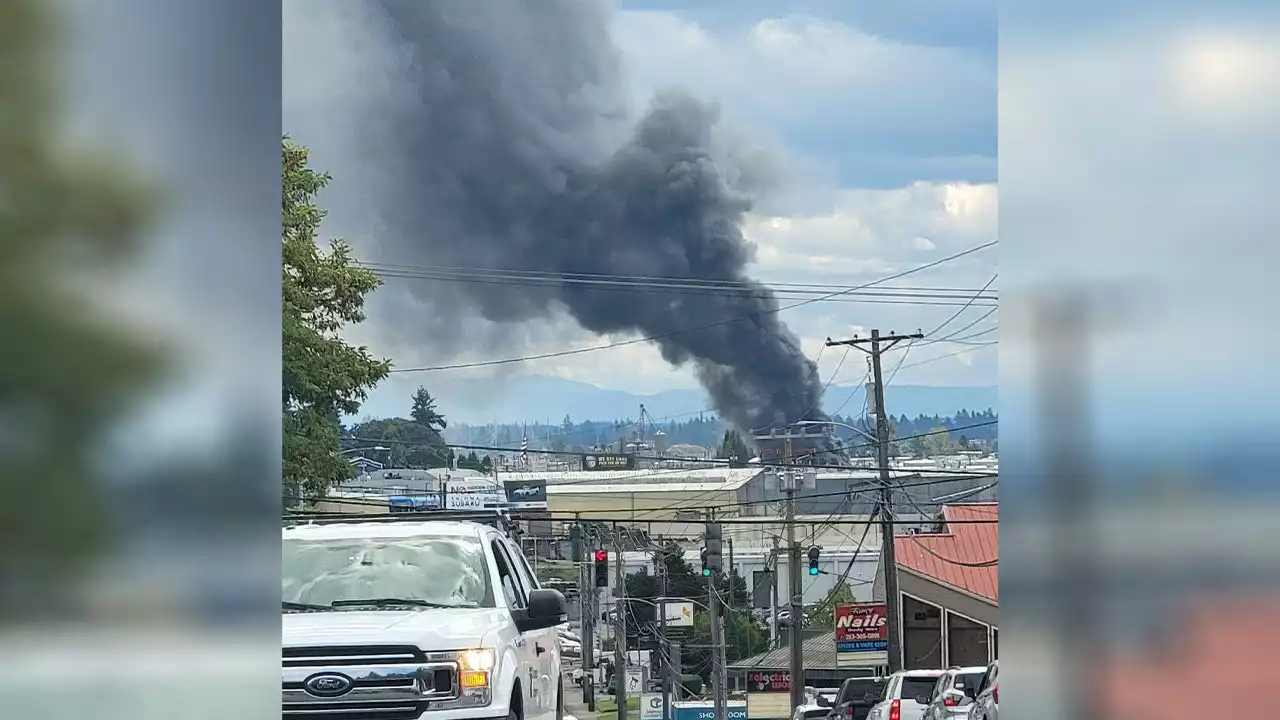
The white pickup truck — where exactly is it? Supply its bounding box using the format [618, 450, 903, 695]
[283, 513, 567, 720]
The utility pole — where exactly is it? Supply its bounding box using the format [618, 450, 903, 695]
[613, 524, 628, 720]
[770, 538, 780, 650]
[781, 436, 804, 712]
[574, 519, 597, 709]
[727, 537, 735, 610]
[826, 329, 922, 673]
[708, 571, 725, 720]
[658, 558, 671, 720]
[704, 520, 726, 720]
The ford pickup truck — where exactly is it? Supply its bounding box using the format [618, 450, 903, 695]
[283, 513, 566, 720]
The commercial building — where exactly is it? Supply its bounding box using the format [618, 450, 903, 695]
[873, 502, 999, 669]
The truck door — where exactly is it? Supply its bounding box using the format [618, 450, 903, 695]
[506, 538, 558, 720]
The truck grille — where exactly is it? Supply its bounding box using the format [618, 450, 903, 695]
[283, 645, 458, 720]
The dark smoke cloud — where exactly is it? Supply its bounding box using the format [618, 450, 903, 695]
[295, 0, 827, 431]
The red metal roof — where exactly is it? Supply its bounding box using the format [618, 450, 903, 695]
[894, 502, 998, 604]
[1098, 595, 1280, 719]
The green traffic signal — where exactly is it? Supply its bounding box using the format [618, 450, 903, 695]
[702, 568, 712, 576]
[808, 567, 819, 576]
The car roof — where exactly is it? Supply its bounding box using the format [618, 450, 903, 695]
[898, 670, 946, 678]
[282, 519, 492, 541]
[948, 666, 989, 674]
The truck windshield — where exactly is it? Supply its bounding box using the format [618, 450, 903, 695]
[283, 535, 494, 609]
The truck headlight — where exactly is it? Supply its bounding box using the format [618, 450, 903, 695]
[460, 649, 496, 672]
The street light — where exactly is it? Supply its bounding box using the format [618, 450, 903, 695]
[790, 420, 876, 444]
[339, 445, 389, 455]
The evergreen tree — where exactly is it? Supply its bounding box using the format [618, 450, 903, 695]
[410, 386, 447, 433]
[283, 139, 390, 494]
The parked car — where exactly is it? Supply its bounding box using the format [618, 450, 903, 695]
[919, 667, 987, 719]
[791, 705, 834, 720]
[830, 676, 888, 720]
[865, 670, 946, 720]
[966, 661, 998, 720]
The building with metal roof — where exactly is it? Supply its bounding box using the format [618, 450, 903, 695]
[872, 502, 999, 670]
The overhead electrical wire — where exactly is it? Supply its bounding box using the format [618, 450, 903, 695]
[359, 261, 999, 307]
[389, 240, 997, 372]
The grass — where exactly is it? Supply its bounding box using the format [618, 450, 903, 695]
[595, 696, 640, 720]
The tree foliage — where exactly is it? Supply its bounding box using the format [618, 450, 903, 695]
[410, 385, 447, 432]
[282, 138, 390, 494]
[445, 408, 997, 459]
[716, 429, 752, 467]
[347, 417, 450, 469]
[807, 581, 858, 630]
[623, 543, 764, 682]
[2, 0, 164, 602]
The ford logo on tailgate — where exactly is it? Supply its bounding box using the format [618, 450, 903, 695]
[304, 672, 354, 698]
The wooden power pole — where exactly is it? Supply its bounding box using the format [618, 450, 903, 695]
[825, 329, 922, 672]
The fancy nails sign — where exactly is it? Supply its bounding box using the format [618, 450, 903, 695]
[834, 603, 889, 653]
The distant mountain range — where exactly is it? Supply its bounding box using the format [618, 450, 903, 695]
[425, 374, 996, 424]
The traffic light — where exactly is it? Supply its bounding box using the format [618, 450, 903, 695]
[593, 549, 609, 587]
[702, 522, 723, 577]
[807, 546, 820, 576]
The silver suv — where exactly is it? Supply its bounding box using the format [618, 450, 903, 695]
[866, 670, 946, 720]
[966, 661, 998, 720]
[919, 667, 987, 719]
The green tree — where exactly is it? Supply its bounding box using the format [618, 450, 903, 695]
[921, 426, 958, 457]
[349, 417, 449, 469]
[716, 429, 751, 467]
[808, 582, 857, 629]
[410, 385, 447, 433]
[283, 139, 390, 495]
[624, 543, 765, 682]
[2, 0, 164, 604]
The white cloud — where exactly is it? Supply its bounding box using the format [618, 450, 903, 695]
[611, 12, 993, 138]
[999, 17, 1278, 422]
[743, 181, 997, 284]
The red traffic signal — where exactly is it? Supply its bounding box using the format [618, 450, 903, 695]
[594, 550, 608, 562]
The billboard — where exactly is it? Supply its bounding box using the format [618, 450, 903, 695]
[444, 477, 504, 510]
[503, 478, 548, 509]
[582, 453, 635, 470]
[835, 602, 889, 667]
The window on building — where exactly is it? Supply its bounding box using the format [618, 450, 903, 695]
[945, 611, 990, 668]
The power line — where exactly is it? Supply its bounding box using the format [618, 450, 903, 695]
[922, 274, 998, 338]
[359, 261, 999, 305]
[284, 503, 1000, 525]
[389, 241, 997, 373]
[904, 535, 998, 567]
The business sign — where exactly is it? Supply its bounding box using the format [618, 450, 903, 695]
[835, 602, 889, 668]
[503, 478, 548, 509]
[674, 702, 746, 720]
[444, 477, 503, 510]
[582, 453, 635, 471]
[834, 603, 888, 652]
[747, 670, 791, 693]
[641, 694, 664, 720]
[663, 601, 694, 628]
[624, 669, 644, 695]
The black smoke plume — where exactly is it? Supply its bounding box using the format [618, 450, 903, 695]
[296, 0, 828, 432]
